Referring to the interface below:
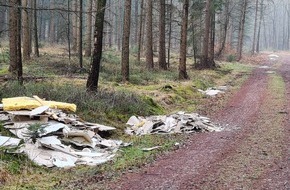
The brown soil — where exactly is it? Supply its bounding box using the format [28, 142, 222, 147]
[105, 53, 290, 190]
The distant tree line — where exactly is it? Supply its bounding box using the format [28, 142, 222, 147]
[0, 0, 289, 90]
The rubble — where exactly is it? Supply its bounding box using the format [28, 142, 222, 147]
[0, 96, 124, 168]
[125, 112, 223, 136]
[198, 86, 228, 97]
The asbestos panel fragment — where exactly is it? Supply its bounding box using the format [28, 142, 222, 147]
[0, 136, 21, 148]
[30, 106, 50, 116]
[141, 146, 162, 151]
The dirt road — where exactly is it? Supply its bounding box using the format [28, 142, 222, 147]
[108, 53, 290, 190]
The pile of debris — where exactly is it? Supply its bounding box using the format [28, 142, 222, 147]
[198, 86, 228, 97]
[125, 112, 222, 136]
[0, 96, 126, 168]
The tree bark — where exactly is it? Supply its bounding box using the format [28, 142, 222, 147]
[179, 0, 189, 80]
[134, 0, 139, 46]
[167, 0, 173, 68]
[9, 0, 23, 84]
[49, 0, 55, 43]
[121, 0, 132, 82]
[0, 0, 5, 37]
[256, 0, 263, 53]
[158, 0, 167, 70]
[209, 6, 215, 66]
[86, 0, 107, 91]
[33, 0, 39, 57]
[67, 0, 71, 59]
[216, 0, 229, 58]
[22, 0, 31, 61]
[251, 0, 259, 55]
[137, 0, 144, 63]
[200, 0, 211, 68]
[145, 0, 154, 70]
[236, 0, 248, 61]
[79, 0, 83, 68]
[72, 0, 78, 51]
[84, 0, 93, 57]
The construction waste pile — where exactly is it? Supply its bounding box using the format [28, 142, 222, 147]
[0, 96, 127, 168]
[125, 111, 223, 136]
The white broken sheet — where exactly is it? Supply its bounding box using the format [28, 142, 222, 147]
[198, 86, 227, 97]
[0, 113, 9, 121]
[268, 54, 279, 61]
[30, 106, 50, 116]
[125, 112, 223, 136]
[19, 137, 116, 168]
[20, 142, 78, 168]
[39, 123, 67, 137]
[142, 146, 162, 152]
[0, 136, 21, 148]
[259, 66, 270, 69]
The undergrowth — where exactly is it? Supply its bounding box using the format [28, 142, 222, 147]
[0, 81, 164, 129]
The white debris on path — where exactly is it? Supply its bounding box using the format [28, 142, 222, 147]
[0, 97, 127, 168]
[259, 66, 271, 69]
[268, 54, 279, 61]
[125, 112, 223, 136]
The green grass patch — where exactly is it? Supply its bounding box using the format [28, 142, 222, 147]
[0, 81, 164, 129]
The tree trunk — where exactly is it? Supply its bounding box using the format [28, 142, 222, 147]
[79, 0, 83, 68]
[121, 0, 132, 82]
[9, 0, 23, 84]
[200, 0, 211, 68]
[117, 1, 122, 51]
[33, 0, 39, 57]
[209, 7, 215, 66]
[84, 0, 93, 57]
[72, 0, 78, 51]
[158, 0, 167, 70]
[167, 0, 173, 68]
[22, 0, 31, 61]
[108, 0, 113, 48]
[251, 0, 259, 55]
[49, 0, 55, 43]
[86, 0, 107, 91]
[236, 0, 248, 61]
[145, 0, 154, 70]
[134, 0, 139, 46]
[216, 0, 229, 58]
[179, 0, 189, 80]
[0, 1, 5, 37]
[67, 0, 71, 59]
[137, 0, 144, 62]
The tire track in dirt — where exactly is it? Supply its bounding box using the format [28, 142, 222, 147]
[107, 67, 274, 189]
[251, 54, 290, 190]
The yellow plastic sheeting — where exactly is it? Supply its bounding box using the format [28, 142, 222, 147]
[2, 96, 77, 112]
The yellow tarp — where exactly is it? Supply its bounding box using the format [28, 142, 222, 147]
[2, 96, 77, 112]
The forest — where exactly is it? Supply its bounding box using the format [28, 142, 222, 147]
[0, 0, 290, 189]
[0, 0, 289, 87]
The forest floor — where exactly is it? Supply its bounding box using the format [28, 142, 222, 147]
[103, 52, 290, 190]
